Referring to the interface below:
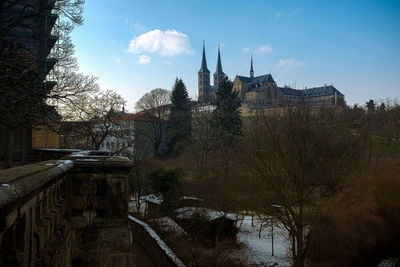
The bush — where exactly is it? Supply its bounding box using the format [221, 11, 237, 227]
[149, 168, 183, 214]
[307, 166, 400, 266]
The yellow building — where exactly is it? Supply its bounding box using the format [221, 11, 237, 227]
[32, 122, 60, 149]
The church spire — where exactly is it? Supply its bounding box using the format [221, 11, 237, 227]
[199, 40, 210, 73]
[250, 53, 254, 78]
[215, 43, 224, 74]
[198, 41, 210, 102]
[213, 43, 225, 86]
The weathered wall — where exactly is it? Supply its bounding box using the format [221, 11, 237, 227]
[129, 216, 185, 267]
[67, 154, 133, 266]
[32, 123, 60, 149]
[0, 160, 73, 266]
[0, 152, 134, 267]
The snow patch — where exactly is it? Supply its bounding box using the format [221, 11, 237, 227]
[235, 215, 290, 266]
[150, 216, 187, 236]
[129, 215, 186, 267]
[377, 258, 399, 267]
[175, 207, 236, 221]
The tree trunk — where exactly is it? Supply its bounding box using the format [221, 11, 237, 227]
[295, 232, 304, 267]
[4, 127, 14, 169]
[295, 205, 305, 267]
[291, 233, 296, 265]
[135, 190, 142, 214]
[387, 137, 392, 155]
[271, 217, 274, 256]
[21, 128, 27, 164]
[258, 219, 264, 238]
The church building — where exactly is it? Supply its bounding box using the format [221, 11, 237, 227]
[198, 42, 345, 109]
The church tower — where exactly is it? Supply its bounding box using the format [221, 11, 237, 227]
[250, 54, 254, 78]
[198, 41, 210, 102]
[213, 44, 225, 87]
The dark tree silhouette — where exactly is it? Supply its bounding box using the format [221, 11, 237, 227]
[167, 78, 191, 154]
[212, 76, 242, 146]
[135, 88, 170, 156]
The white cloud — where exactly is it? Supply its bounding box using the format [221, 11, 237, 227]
[138, 54, 151, 64]
[256, 45, 273, 54]
[163, 60, 172, 65]
[242, 45, 273, 54]
[276, 58, 305, 69]
[115, 58, 121, 63]
[128, 29, 193, 56]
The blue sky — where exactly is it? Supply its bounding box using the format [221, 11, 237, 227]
[70, 0, 400, 112]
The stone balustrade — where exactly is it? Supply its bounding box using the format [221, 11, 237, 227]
[0, 160, 73, 266]
[0, 151, 134, 267]
[129, 216, 186, 267]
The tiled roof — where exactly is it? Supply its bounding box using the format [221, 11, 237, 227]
[279, 85, 344, 98]
[279, 87, 302, 97]
[237, 74, 275, 84]
[237, 75, 252, 83]
[210, 85, 218, 91]
[253, 74, 275, 83]
[110, 111, 153, 122]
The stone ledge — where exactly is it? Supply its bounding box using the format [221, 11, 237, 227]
[62, 151, 133, 171]
[0, 160, 73, 209]
[129, 215, 186, 267]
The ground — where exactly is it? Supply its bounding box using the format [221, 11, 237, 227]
[129, 197, 291, 266]
[234, 215, 290, 267]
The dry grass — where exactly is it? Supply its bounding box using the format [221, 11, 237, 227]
[307, 164, 400, 266]
[148, 219, 249, 267]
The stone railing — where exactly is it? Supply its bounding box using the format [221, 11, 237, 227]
[0, 160, 73, 266]
[0, 151, 133, 266]
[129, 215, 186, 267]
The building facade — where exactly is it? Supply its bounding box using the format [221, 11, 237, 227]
[97, 112, 168, 160]
[198, 43, 344, 109]
[198, 42, 226, 102]
[1, 0, 59, 91]
[0, 0, 59, 166]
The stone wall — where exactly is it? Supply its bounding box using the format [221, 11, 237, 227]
[0, 160, 73, 266]
[32, 123, 60, 149]
[67, 152, 133, 266]
[129, 215, 185, 267]
[0, 151, 134, 267]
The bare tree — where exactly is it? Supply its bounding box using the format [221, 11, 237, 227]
[188, 105, 215, 189]
[128, 164, 148, 214]
[240, 105, 364, 267]
[0, 0, 87, 167]
[61, 89, 127, 150]
[135, 88, 170, 156]
[53, 0, 85, 25]
[47, 0, 99, 110]
[380, 100, 400, 154]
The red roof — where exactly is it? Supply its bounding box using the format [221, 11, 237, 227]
[110, 111, 153, 123]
